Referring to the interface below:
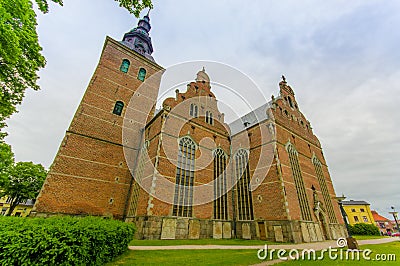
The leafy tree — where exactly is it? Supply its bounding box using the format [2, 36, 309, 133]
[34, 0, 153, 15]
[0, 0, 152, 139]
[115, 0, 153, 17]
[0, 0, 46, 139]
[0, 161, 47, 216]
[0, 142, 14, 184]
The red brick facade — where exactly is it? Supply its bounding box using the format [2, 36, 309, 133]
[32, 30, 346, 243]
[32, 37, 163, 219]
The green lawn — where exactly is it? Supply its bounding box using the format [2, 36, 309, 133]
[105, 249, 269, 266]
[129, 238, 285, 246]
[108, 240, 400, 265]
[352, 235, 389, 240]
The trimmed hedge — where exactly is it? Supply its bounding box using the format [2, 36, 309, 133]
[0, 216, 135, 265]
[349, 223, 380, 236]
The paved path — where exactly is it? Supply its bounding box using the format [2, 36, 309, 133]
[129, 237, 398, 250]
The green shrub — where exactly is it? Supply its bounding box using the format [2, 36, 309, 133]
[349, 223, 380, 236]
[0, 216, 135, 265]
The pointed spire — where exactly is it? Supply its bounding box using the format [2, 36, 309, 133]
[121, 13, 155, 61]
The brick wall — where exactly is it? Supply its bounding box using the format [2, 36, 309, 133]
[32, 37, 163, 219]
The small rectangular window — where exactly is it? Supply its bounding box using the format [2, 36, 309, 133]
[360, 208, 365, 212]
[354, 216, 359, 222]
[190, 104, 198, 118]
[113, 101, 124, 116]
[351, 208, 356, 212]
[205, 111, 213, 125]
[120, 59, 130, 73]
[138, 68, 146, 81]
[362, 216, 368, 223]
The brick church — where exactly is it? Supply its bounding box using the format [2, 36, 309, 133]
[31, 14, 347, 243]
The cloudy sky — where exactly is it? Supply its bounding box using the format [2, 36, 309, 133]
[5, 0, 400, 217]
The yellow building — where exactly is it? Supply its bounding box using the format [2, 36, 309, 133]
[0, 196, 35, 217]
[342, 200, 375, 225]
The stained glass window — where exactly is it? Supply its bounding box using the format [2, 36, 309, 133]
[172, 137, 196, 217]
[235, 149, 254, 221]
[214, 148, 228, 220]
[287, 143, 312, 221]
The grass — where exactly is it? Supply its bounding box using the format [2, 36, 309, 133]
[105, 249, 268, 266]
[129, 238, 285, 246]
[352, 235, 389, 240]
[108, 239, 400, 265]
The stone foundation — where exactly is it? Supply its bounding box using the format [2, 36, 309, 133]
[127, 216, 347, 243]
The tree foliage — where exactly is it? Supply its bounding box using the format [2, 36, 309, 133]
[0, 144, 47, 215]
[349, 223, 380, 236]
[0, 142, 14, 184]
[33, 0, 153, 15]
[115, 0, 153, 17]
[0, 0, 152, 139]
[0, 0, 46, 139]
[34, 0, 64, 13]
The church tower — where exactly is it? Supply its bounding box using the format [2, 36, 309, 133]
[32, 14, 164, 219]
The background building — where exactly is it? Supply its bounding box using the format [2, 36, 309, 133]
[371, 210, 395, 235]
[31, 15, 346, 243]
[0, 196, 35, 217]
[342, 200, 375, 225]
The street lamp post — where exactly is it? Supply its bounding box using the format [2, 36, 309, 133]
[335, 194, 359, 249]
[389, 206, 399, 233]
[335, 194, 351, 237]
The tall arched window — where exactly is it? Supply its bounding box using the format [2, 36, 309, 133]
[213, 148, 228, 220]
[312, 156, 337, 223]
[172, 137, 196, 217]
[190, 104, 198, 118]
[120, 59, 130, 73]
[137, 68, 146, 81]
[286, 143, 312, 221]
[113, 101, 124, 116]
[235, 149, 254, 221]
